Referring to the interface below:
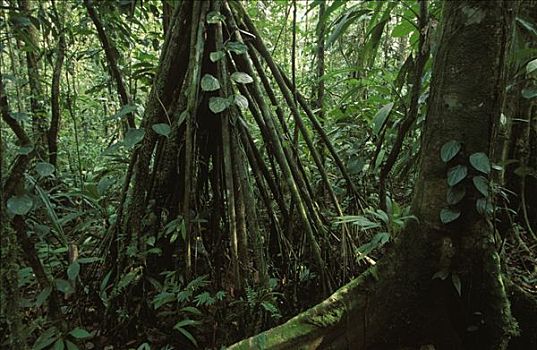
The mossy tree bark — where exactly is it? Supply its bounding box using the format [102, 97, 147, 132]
[229, 1, 519, 349]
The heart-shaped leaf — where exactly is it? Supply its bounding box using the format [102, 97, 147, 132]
[447, 165, 468, 186]
[440, 140, 461, 162]
[231, 72, 253, 84]
[7, 194, 33, 215]
[210, 51, 225, 62]
[472, 176, 489, 196]
[54, 279, 73, 294]
[225, 41, 248, 55]
[36, 162, 55, 177]
[440, 208, 461, 224]
[67, 261, 80, 281]
[476, 198, 493, 215]
[17, 145, 34, 155]
[124, 128, 145, 148]
[447, 185, 466, 205]
[152, 123, 171, 137]
[200, 74, 220, 91]
[206, 11, 225, 24]
[233, 94, 248, 110]
[109, 104, 137, 121]
[469, 152, 491, 174]
[209, 97, 231, 114]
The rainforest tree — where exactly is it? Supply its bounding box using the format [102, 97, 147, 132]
[1, 1, 535, 349]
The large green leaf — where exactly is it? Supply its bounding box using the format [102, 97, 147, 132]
[521, 87, 537, 99]
[372, 102, 394, 135]
[231, 72, 253, 84]
[476, 198, 493, 215]
[210, 51, 225, 62]
[32, 327, 59, 350]
[327, 8, 371, 47]
[17, 145, 34, 155]
[109, 104, 137, 121]
[527, 58, 537, 74]
[68, 328, 92, 339]
[36, 161, 55, 177]
[200, 74, 220, 91]
[447, 165, 468, 186]
[391, 20, 415, 38]
[440, 140, 461, 162]
[7, 194, 33, 216]
[209, 97, 232, 114]
[52, 339, 65, 350]
[54, 279, 73, 294]
[152, 123, 171, 137]
[225, 41, 247, 55]
[124, 128, 145, 148]
[233, 94, 248, 110]
[472, 176, 489, 197]
[67, 261, 80, 281]
[469, 152, 491, 174]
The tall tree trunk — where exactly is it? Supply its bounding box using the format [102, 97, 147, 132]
[229, 1, 519, 348]
[502, 0, 537, 238]
[17, 0, 48, 159]
[48, 0, 66, 168]
[84, 0, 136, 129]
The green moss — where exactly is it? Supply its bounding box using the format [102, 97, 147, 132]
[308, 304, 344, 328]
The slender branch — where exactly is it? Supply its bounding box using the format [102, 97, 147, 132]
[84, 0, 135, 129]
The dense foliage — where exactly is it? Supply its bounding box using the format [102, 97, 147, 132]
[1, 1, 535, 349]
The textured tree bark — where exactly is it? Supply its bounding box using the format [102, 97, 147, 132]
[17, 0, 48, 159]
[229, 1, 519, 348]
[48, 0, 66, 168]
